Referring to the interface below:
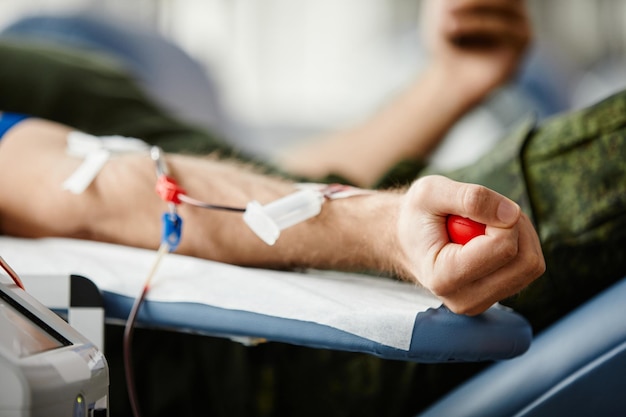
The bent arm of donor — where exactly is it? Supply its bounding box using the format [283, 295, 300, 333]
[0, 118, 545, 315]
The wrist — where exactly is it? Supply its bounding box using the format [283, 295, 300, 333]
[420, 63, 489, 113]
[311, 190, 408, 276]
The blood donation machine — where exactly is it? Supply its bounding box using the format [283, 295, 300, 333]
[0, 274, 109, 417]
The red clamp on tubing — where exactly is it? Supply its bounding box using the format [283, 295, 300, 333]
[156, 175, 185, 204]
[447, 215, 486, 245]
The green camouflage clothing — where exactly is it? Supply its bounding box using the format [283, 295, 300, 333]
[2, 38, 625, 416]
[0, 39, 271, 167]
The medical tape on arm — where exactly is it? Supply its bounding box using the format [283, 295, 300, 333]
[63, 131, 150, 194]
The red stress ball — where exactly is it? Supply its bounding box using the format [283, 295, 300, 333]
[447, 215, 486, 245]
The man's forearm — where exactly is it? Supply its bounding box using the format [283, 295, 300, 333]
[0, 118, 406, 276]
[277, 67, 476, 187]
[94, 152, 406, 274]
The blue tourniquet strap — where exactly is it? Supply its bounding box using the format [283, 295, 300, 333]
[0, 112, 29, 140]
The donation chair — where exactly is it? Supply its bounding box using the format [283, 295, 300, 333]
[419, 275, 626, 417]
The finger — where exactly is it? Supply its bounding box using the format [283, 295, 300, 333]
[447, 17, 530, 47]
[450, 0, 527, 20]
[445, 0, 530, 46]
[425, 221, 520, 295]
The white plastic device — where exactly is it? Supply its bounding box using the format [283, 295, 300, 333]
[243, 189, 325, 245]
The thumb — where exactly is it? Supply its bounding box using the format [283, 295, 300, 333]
[417, 176, 521, 228]
[494, 197, 521, 227]
[455, 182, 521, 228]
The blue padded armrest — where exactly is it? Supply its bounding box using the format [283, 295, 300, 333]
[102, 293, 531, 363]
[1, 237, 532, 364]
[419, 275, 626, 416]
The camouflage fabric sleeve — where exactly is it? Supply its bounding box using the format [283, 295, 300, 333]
[0, 39, 246, 160]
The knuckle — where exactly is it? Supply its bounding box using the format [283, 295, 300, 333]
[460, 184, 490, 215]
[499, 239, 519, 261]
[428, 280, 449, 297]
[531, 254, 547, 277]
[412, 176, 438, 201]
[518, 245, 546, 279]
[428, 265, 473, 298]
[427, 273, 457, 297]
